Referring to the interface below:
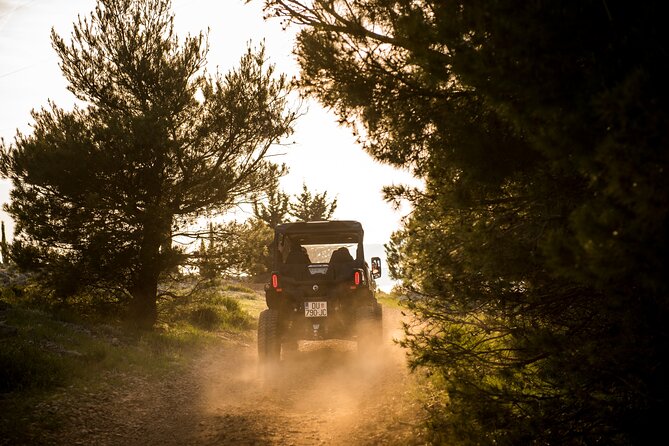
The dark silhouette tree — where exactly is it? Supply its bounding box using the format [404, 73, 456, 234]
[289, 182, 337, 221]
[0, 0, 297, 327]
[197, 222, 217, 280]
[0, 221, 8, 265]
[251, 177, 290, 276]
[252, 176, 290, 228]
[263, 1, 668, 444]
[252, 179, 337, 276]
[196, 219, 272, 280]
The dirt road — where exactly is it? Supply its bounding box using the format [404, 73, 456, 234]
[27, 306, 424, 446]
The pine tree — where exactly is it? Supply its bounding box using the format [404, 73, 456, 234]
[288, 183, 337, 221]
[264, 1, 669, 443]
[195, 220, 272, 280]
[252, 177, 290, 228]
[0, 0, 297, 327]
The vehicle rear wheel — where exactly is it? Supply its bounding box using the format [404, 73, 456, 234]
[356, 304, 382, 354]
[258, 309, 280, 364]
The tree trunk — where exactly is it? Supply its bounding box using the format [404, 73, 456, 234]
[128, 212, 170, 329]
[128, 268, 159, 329]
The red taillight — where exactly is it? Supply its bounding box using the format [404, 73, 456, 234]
[354, 270, 361, 286]
[271, 273, 279, 289]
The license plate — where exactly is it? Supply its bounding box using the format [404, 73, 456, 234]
[304, 301, 327, 317]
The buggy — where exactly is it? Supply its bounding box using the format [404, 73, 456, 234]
[258, 220, 383, 362]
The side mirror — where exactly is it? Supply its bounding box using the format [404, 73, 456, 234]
[370, 257, 382, 279]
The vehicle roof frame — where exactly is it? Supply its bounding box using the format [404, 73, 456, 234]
[272, 220, 366, 266]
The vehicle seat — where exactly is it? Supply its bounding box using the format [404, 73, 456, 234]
[283, 246, 311, 280]
[286, 247, 311, 264]
[328, 247, 353, 264]
[328, 247, 354, 281]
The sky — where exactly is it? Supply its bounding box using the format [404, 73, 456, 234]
[0, 0, 419, 251]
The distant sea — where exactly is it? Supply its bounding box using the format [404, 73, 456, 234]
[364, 243, 396, 292]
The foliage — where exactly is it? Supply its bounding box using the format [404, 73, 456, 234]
[156, 283, 258, 331]
[289, 182, 337, 221]
[374, 289, 403, 309]
[194, 219, 273, 280]
[0, 342, 66, 393]
[263, 1, 669, 444]
[252, 176, 290, 228]
[0, 221, 8, 265]
[250, 178, 290, 274]
[0, 283, 259, 442]
[197, 223, 218, 280]
[254, 179, 338, 225]
[252, 180, 338, 274]
[221, 283, 256, 294]
[182, 296, 253, 331]
[0, 302, 113, 396]
[0, 282, 259, 393]
[0, 0, 297, 328]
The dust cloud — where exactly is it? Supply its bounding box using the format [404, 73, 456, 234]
[194, 307, 422, 446]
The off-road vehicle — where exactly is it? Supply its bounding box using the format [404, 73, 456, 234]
[258, 220, 383, 363]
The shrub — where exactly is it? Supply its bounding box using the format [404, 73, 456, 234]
[222, 283, 255, 294]
[186, 297, 253, 331]
[0, 342, 65, 392]
[188, 305, 222, 330]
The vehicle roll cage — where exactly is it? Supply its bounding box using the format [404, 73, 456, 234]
[272, 221, 366, 266]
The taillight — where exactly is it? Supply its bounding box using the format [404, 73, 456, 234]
[353, 269, 362, 287]
[271, 273, 281, 292]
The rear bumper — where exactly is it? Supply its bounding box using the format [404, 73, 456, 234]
[266, 288, 376, 341]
